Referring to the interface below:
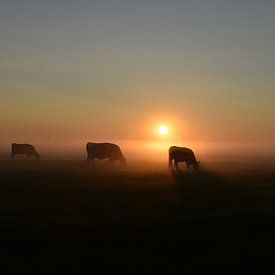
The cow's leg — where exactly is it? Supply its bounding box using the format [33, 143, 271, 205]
[168, 156, 173, 168]
[109, 158, 115, 164]
[175, 161, 179, 171]
[87, 154, 94, 165]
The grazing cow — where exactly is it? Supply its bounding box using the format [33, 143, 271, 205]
[86, 142, 127, 165]
[169, 146, 199, 170]
[11, 143, 40, 160]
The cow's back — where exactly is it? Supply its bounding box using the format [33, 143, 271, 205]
[12, 143, 35, 154]
[86, 142, 126, 164]
[86, 142, 119, 158]
[169, 146, 196, 162]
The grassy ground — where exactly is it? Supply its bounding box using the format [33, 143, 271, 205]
[0, 160, 275, 274]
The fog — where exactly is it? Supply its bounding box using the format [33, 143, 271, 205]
[1, 139, 275, 165]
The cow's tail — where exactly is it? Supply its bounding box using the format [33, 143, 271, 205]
[168, 153, 173, 168]
[86, 143, 90, 152]
[11, 143, 16, 159]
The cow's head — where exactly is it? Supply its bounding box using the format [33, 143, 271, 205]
[35, 153, 40, 160]
[121, 157, 127, 165]
[194, 161, 200, 170]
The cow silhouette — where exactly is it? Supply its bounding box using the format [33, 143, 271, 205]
[169, 146, 199, 170]
[11, 143, 40, 160]
[86, 142, 126, 165]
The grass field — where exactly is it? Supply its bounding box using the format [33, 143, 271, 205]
[0, 160, 275, 274]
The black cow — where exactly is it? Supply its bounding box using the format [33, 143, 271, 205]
[11, 143, 40, 160]
[86, 142, 126, 165]
[169, 146, 199, 170]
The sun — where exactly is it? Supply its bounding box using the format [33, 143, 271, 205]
[159, 125, 168, 136]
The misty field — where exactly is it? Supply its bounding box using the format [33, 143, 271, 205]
[0, 160, 275, 273]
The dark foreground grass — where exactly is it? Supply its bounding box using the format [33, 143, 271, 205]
[0, 160, 275, 274]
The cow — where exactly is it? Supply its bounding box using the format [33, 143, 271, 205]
[11, 143, 40, 160]
[86, 142, 127, 165]
[169, 146, 199, 170]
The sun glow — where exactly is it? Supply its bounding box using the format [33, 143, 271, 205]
[159, 125, 168, 136]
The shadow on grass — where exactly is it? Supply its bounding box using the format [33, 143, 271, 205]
[170, 165, 226, 186]
[169, 166, 232, 216]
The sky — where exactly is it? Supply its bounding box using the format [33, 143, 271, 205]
[1, 0, 275, 152]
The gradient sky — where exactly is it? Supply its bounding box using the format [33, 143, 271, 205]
[1, 0, 275, 144]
